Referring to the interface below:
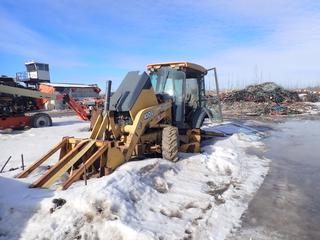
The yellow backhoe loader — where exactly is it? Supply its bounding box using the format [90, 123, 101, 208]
[16, 62, 223, 189]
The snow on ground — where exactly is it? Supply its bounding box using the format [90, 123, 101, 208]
[309, 102, 320, 108]
[0, 116, 270, 240]
[305, 102, 320, 115]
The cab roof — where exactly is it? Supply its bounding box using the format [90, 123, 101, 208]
[25, 61, 48, 66]
[147, 61, 207, 74]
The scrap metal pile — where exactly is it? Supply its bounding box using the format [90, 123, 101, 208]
[222, 82, 300, 103]
[221, 82, 316, 117]
[304, 93, 320, 102]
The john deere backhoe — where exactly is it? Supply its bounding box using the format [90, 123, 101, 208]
[16, 62, 223, 189]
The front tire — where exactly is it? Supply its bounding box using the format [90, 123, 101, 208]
[30, 113, 52, 128]
[162, 126, 179, 162]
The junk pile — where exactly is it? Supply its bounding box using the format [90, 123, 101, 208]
[221, 82, 316, 117]
[222, 82, 300, 103]
[304, 93, 320, 103]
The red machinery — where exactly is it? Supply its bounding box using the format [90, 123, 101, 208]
[0, 83, 92, 130]
[0, 62, 102, 130]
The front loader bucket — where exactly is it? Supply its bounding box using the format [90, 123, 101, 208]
[16, 137, 113, 189]
[61, 142, 109, 190]
[16, 137, 69, 178]
[31, 139, 95, 188]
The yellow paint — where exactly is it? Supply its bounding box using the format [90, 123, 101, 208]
[94, 114, 109, 140]
[129, 89, 158, 120]
[16, 138, 68, 178]
[187, 129, 201, 143]
[123, 102, 172, 161]
[180, 142, 201, 153]
[107, 147, 125, 170]
[41, 140, 96, 188]
[90, 113, 103, 139]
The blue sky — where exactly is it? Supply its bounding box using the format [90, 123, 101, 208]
[1, 0, 320, 90]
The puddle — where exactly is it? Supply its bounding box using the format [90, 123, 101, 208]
[229, 120, 320, 240]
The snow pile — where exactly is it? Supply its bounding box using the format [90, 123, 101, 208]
[0, 117, 270, 240]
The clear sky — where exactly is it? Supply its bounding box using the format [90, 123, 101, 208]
[1, 0, 320, 90]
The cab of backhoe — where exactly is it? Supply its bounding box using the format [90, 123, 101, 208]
[147, 62, 210, 129]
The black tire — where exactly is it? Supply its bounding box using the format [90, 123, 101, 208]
[30, 113, 52, 128]
[162, 126, 179, 162]
[192, 108, 208, 128]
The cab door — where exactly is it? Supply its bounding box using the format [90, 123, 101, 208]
[150, 67, 186, 127]
[165, 70, 185, 127]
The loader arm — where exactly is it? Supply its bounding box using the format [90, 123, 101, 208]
[123, 101, 172, 161]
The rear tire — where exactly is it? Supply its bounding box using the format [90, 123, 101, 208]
[162, 126, 179, 162]
[30, 113, 52, 128]
[192, 108, 208, 128]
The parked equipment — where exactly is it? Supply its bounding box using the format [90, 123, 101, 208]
[16, 62, 223, 189]
[0, 83, 91, 129]
[0, 63, 93, 130]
